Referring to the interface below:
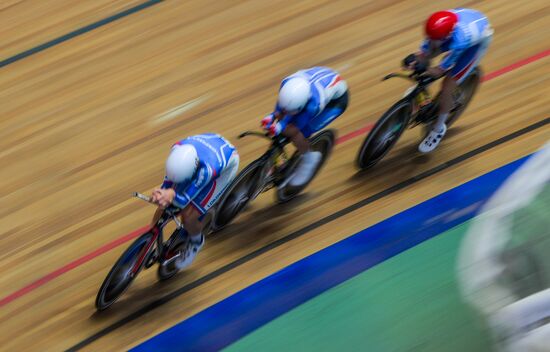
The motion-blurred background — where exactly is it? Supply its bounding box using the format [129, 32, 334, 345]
[0, 1, 548, 351]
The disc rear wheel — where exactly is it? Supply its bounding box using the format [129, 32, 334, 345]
[447, 67, 481, 127]
[276, 129, 335, 202]
[210, 159, 265, 231]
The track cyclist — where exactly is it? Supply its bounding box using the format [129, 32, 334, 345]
[261, 66, 348, 186]
[150, 133, 239, 269]
[403, 8, 493, 153]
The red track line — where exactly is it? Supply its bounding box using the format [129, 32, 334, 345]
[0, 226, 149, 307]
[481, 49, 550, 82]
[336, 124, 374, 144]
[1, 48, 548, 308]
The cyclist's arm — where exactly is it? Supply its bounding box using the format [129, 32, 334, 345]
[417, 39, 453, 61]
[438, 47, 465, 72]
[149, 177, 174, 225]
[160, 176, 174, 189]
[172, 165, 213, 209]
[276, 114, 294, 133]
[423, 48, 463, 79]
[417, 39, 439, 61]
[417, 39, 431, 58]
[270, 104, 295, 135]
[417, 39, 461, 77]
[426, 66, 447, 78]
[278, 99, 317, 127]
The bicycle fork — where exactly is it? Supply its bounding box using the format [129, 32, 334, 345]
[131, 227, 160, 275]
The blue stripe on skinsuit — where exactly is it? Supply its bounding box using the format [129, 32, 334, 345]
[309, 107, 344, 130]
[132, 155, 531, 352]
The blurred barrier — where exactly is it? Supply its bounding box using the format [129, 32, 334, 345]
[457, 141, 550, 352]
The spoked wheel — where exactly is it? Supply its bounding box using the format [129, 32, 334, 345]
[157, 231, 186, 281]
[276, 129, 336, 202]
[210, 158, 265, 232]
[446, 67, 482, 127]
[356, 100, 410, 170]
[95, 232, 154, 310]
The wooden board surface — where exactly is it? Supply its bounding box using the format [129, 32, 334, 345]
[0, 0, 548, 350]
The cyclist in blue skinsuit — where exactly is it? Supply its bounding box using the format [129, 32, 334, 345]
[151, 133, 239, 269]
[261, 67, 348, 186]
[404, 8, 493, 153]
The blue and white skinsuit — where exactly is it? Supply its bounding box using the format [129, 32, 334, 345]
[161, 134, 239, 217]
[420, 8, 493, 83]
[266, 66, 349, 137]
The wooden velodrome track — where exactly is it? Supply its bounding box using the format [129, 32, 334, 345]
[0, 0, 548, 350]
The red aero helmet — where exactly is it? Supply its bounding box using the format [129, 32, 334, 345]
[425, 10, 458, 40]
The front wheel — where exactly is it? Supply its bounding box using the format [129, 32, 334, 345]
[276, 129, 336, 202]
[356, 100, 410, 170]
[210, 158, 266, 231]
[95, 231, 155, 310]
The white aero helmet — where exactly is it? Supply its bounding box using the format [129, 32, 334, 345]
[277, 77, 311, 114]
[165, 144, 199, 183]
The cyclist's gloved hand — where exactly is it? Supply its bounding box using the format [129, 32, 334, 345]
[402, 53, 417, 69]
[261, 113, 282, 137]
[261, 114, 274, 128]
[265, 121, 282, 137]
[151, 188, 175, 208]
[414, 60, 428, 75]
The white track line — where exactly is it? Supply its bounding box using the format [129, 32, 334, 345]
[152, 95, 209, 124]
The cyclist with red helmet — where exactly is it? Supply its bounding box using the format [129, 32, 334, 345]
[404, 8, 493, 153]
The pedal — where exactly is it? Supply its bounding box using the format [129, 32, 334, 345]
[274, 176, 291, 189]
[161, 251, 183, 267]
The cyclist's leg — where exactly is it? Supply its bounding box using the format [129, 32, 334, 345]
[452, 36, 492, 85]
[282, 123, 309, 154]
[200, 151, 240, 213]
[419, 74, 456, 153]
[420, 40, 490, 153]
[280, 86, 348, 154]
[445, 36, 491, 119]
[441, 36, 491, 117]
[188, 151, 240, 223]
[175, 152, 240, 269]
[442, 45, 482, 120]
[288, 91, 348, 186]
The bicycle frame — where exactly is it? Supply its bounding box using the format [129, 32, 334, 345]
[238, 131, 289, 157]
[130, 192, 183, 274]
[383, 72, 436, 96]
[238, 131, 292, 186]
[383, 72, 439, 127]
